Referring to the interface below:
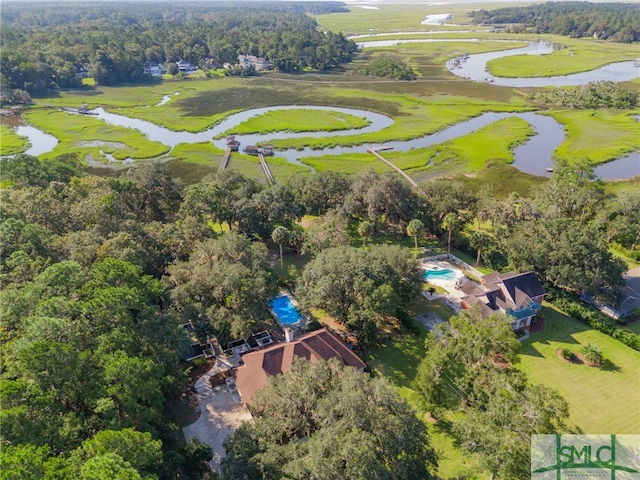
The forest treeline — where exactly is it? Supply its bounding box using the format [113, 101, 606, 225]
[470, 2, 640, 42]
[0, 1, 357, 97]
[1, 155, 638, 478]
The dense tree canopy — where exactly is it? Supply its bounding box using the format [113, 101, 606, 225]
[0, 258, 181, 477]
[356, 55, 417, 80]
[0, 149, 633, 478]
[341, 170, 424, 232]
[414, 309, 569, 479]
[0, 1, 358, 94]
[470, 2, 640, 42]
[166, 231, 276, 344]
[222, 357, 438, 479]
[527, 81, 638, 109]
[296, 244, 422, 343]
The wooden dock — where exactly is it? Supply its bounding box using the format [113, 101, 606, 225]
[219, 146, 232, 172]
[258, 153, 274, 184]
[367, 148, 418, 188]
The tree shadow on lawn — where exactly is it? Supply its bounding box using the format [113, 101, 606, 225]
[432, 417, 462, 446]
[366, 328, 426, 390]
[519, 306, 591, 358]
[599, 358, 622, 373]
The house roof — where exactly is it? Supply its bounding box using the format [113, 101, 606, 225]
[462, 271, 545, 321]
[461, 295, 496, 317]
[233, 328, 365, 405]
[480, 271, 545, 309]
[497, 272, 546, 303]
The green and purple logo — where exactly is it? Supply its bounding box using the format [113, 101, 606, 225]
[532, 434, 640, 479]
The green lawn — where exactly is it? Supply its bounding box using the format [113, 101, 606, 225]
[365, 296, 470, 479]
[518, 304, 640, 434]
[364, 297, 640, 476]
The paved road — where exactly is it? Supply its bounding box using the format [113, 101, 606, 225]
[182, 356, 252, 472]
[626, 267, 640, 294]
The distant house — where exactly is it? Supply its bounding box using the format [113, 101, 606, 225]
[237, 54, 271, 71]
[459, 271, 546, 330]
[233, 327, 365, 405]
[143, 62, 166, 76]
[201, 58, 223, 70]
[74, 63, 89, 78]
[177, 60, 196, 72]
[582, 267, 640, 320]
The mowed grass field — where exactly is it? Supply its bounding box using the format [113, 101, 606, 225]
[519, 304, 640, 434]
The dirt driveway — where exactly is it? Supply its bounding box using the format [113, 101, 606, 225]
[182, 356, 252, 472]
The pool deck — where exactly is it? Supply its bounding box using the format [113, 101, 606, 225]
[421, 259, 466, 294]
[420, 259, 471, 315]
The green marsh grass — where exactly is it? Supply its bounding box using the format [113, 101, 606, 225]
[315, 6, 444, 36]
[171, 142, 223, 166]
[452, 162, 547, 199]
[267, 95, 527, 151]
[519, 304, 640, 433]
[24, 108, 169, 162]
[19, 3, 639, 190]
[165, 159, 216, 185]
[365, 116, 533, 182]
[604, 178, 640, 195]
[302, 152, 393, 175]
[225, 108, 370, 135]
[0, 124, 29, 155]
[313, 2, 490, 35]
[549, 109, 640, 165]
[488, 36, 640, 78]
[263, 156, 313, 183]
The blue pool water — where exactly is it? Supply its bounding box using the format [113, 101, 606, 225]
[269, 295, 303, 325]
[423, 268, 456, 281]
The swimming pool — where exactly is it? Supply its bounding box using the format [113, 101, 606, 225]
[269, 295, 303, 325]
[423, 268, 457, 282]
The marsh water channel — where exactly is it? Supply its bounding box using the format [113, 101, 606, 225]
[15, 104, 639, 180]
[9, 40, 640, 180]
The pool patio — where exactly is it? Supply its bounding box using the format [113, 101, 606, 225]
[421, 259, 467, 293]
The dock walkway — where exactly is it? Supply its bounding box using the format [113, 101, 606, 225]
[258, 153, 274, 184]
[219, 146, 232, 172]
[367, 147, 418, 188]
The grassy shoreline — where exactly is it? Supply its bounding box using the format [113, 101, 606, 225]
[0, 124, 30, 156]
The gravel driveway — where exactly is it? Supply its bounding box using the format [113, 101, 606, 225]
[182, 356, 252, 472]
